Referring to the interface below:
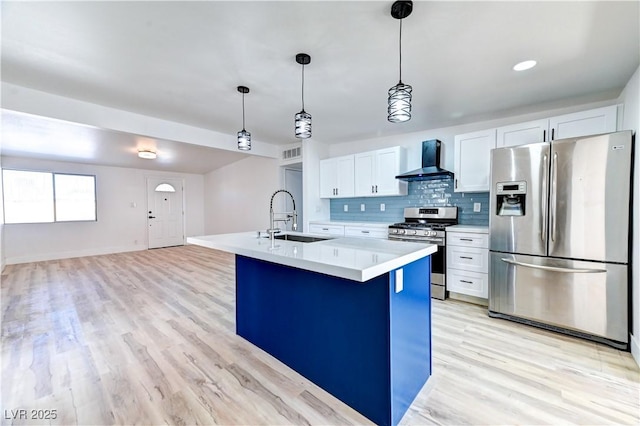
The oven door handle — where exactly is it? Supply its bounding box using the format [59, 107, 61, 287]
[500, 258, 606, 274]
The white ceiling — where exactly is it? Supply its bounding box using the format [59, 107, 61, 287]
[1, 1, 639, 172]
[1, 110, 247, 174]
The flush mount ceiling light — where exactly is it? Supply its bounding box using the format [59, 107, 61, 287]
[237, 85, 251, 151]
[294, 53, 312, 139]
[138, 150, 156, 159]
[388, 0, 413, 123]
[513, 60, 537, 71]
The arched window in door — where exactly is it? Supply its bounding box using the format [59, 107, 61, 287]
[154, 183, 176, 193]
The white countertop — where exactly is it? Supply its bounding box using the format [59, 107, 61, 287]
[187, 232, 437, 282]
[446, 224, 489, 234]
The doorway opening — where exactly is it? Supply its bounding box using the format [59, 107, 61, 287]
[282, 164, 303, 232]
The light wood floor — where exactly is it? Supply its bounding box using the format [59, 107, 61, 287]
[2, 245, 638, 425]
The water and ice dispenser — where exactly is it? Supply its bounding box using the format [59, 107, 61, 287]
[495, 181, 527, 216]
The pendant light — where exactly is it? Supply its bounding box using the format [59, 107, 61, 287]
[237, 86, 251, 151]
[294, 53, 312, 139]
[388, 0, 413, 123]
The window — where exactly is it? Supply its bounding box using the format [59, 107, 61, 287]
[154, 183, 176, 193]
[2, 170, 96, 224]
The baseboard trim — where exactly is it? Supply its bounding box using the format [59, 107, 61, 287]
[5, 245, 144, 265]
[631, 333, 640, 367]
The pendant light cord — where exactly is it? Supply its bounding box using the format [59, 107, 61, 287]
[398, 18, 403, 82]
[242, 92, 246, 130]
[301, 64, 306, 111]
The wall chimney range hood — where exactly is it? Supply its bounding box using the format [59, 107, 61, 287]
[396, 139, 454, 181]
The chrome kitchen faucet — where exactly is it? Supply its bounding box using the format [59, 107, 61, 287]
[267, 189, 298, 247]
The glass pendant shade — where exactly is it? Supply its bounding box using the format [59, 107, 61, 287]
[237, 129, 251, 151]
[388, 1, 413, 124]
[295, 53, 312, 139]
[295, 110, 312, 139]
[387, 81, 412, 123]
[237, 85, 251, 151]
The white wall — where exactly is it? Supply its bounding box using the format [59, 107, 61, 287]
[0, 163, 4, 271]
[301, 139, 330, 231]
[617, 65, 640, 365]
[2, 156, 204, 264]
[203, 156, 280, 234]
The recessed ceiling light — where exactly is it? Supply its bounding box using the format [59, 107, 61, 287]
[138, 150, 157, 159]
[513, 60, 537, 71]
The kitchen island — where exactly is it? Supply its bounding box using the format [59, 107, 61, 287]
[187, 232, 437, 426]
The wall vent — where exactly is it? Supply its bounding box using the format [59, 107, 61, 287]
[282, 146, 301, 160]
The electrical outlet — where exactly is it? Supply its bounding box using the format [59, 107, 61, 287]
[380, 203, 386, 212]
[360, 204, 365, 212]
[395, 269, 404, 293]
[474, 202, 481, 212]
[343, 204, 348, 212]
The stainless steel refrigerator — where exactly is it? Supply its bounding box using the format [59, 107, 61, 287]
[489, 130, 633, 349]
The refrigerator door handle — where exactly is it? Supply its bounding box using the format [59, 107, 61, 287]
[550, 152, 558, 242]
[500, 258, 606, 274]
[541, 154, 548, 242]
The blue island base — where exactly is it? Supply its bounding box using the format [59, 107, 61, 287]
[235, 255, 432, 426]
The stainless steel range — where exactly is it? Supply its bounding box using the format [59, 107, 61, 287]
[388, 206, 458, 300]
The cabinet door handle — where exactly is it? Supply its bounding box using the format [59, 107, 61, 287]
[371, 185, 374, 193]
[455, 179, 458, 189]
[551, 128, 555, 140]
[543, 129, 546, 141]
[322, 228, 329, 231]
[460, 256, 474, 260]
[459, 238, 473, 242]
[361, 230, 370, 234]
[460, 280, 473, 284]
[336, 188, 339, 196]
[375, 185, 378, 193]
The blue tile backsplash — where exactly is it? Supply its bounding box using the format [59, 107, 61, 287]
[329, 177, 489, 226]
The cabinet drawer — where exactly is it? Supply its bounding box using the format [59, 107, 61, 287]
[344, 226, 388, 239]
[447, 269, 488, 298]
[447, 232, 488, 248]
[309, 224, 345, 236]
[447, 245, 488, 273]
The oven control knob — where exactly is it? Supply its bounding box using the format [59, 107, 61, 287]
[409, 230, 417, 235]
[398, 229, 405, 235]
[429, 231, 437, 237]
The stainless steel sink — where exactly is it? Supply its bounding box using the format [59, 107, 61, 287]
[274, 234, 331, 243]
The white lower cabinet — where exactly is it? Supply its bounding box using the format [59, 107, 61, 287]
[447, 269, 489, 299]
[344, 226, 388, 239]
[309, 222, 389, 239]
[309, 224, 345, 236]
[446, 227, 489, 299]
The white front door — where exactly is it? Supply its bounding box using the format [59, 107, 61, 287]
[147, 178, 184, 249]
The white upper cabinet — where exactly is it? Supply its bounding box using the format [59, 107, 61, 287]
[496, 119, 548, 148]
[495, 105, 618, 149]
[549, 105, 618, 140]
[354, 147, 407, 197]
[319, 155, 354, 198]
[454, 129, 496, 193]
[455, 106, 619, 193]
[354, 151, 375, 196]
